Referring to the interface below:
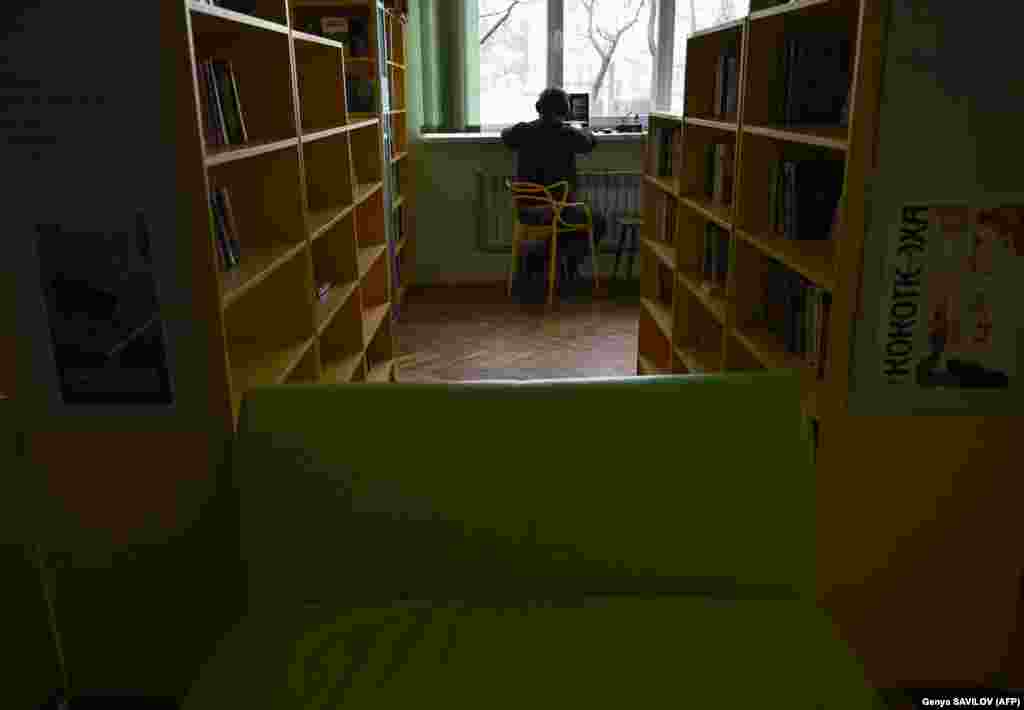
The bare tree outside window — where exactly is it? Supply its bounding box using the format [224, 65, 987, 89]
[565, 0, 652, 117]
[478, 0, 546, 125]
[474, 0, 748, 125]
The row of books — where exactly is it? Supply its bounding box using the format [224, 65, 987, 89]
[780, 33, 852, 126]
[655, 196, 677, 245]
[347, 76, 377, 114]
[702, 224, 730, 286]
[209, 187, 242, 272]
[704, 143, 734, 206]
[198, 58, 248, 148]
[651, 124, 682, 178]
[712, 41, 740, 118]
[763, 263, 832, 374]
[391, 204, 406, 245]
[767, 158, 844, 241]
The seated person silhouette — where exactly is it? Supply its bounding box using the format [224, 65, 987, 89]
[501, 87, 607, 285]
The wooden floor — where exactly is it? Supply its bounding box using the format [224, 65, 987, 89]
[393, 282, 640, 382]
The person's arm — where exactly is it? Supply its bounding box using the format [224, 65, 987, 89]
[565, 124, 597, 154]
[501, 123, 525, 149]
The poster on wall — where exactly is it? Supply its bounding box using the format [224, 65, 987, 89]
[851, 203, 1024, 413]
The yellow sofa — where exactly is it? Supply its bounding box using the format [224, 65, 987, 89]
[183, 373, 881, 708]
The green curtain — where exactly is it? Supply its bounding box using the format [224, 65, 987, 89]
[418, 0, 480, 132]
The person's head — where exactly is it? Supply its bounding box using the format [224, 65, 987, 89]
[536, 87, 570, 122]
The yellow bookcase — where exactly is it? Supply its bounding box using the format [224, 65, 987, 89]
[639, 0, 882, 427]
[185, 0, 396, 423]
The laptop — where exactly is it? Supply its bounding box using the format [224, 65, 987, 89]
[567, 93, 589, 128]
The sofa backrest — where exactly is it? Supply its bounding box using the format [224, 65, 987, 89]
[234, 373, 814, 610]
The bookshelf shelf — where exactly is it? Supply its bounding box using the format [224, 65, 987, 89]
[362, 303, 390, 344]
[638, 354, 669, 375]
[354, 181, 384, 205]
[302, 124, 354, 144]
[679, 194, 733, 230]
[387, 61, 406, 70]
[308, 203, 355, 241]
[205, 138, 300, 167]
[749, 0, 846, 22]
[644, 174, 679, 197]
[641, 297, 673, 341]
[366, 358, 394, 383]
[189, 2, 290, 35]
[347, 117, 381, 132]
[684, 116, 738, 132]
[643, 238, 676, 270]
[314, 281, 358, 334]
[229, 337, 315, 393]
[358, 243, 387, 277]
[674, 344, 720, 374]
[735, 229, 835, 291]
[321, 351, 364, 383]
[648, 111, 683, 124]
[220, 242, 306, 308]
[731, 324, 806, 371]
[678, 269, 728, 325]
[292, 30, 345, 50]
[743, 123, 848, 151]
[689, 17, 745, 40]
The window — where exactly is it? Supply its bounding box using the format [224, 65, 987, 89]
[478, 0, 548, 127]
[670, 0, 749, 114]
[473, 0, 750, 128]
[563, 0, 653, 118]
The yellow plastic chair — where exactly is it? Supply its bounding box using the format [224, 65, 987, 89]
[507, 180, 600, 308]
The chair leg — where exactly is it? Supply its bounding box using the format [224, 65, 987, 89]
[547, 234, 558, 309]
[613, 225, 626, 281]
[508, 230, 519, 296]
[589, 228, 601, 295]
[626, 226, 638, 280]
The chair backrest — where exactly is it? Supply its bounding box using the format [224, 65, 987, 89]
[234, 373, 815, 611]
[508, 180, 587, 231]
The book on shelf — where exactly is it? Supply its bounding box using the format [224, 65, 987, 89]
[780, 33, 852, 125]
[772, 158, 843, 241]
[209, 193, 233, 271]
[320, 16, 350, 41]
[200, 60, 226, 147]
[702, 224, 729, 288]
[346, 76, 376, 113]
[712, 40, 739, 119]
[209, 187, 241, 271]
[199, 59, 247, 147]
[211, 59, 247, 144]
[706, 143, 734, 206]
[663, 200, 676, 244]
[214, 187, 242, 263]
[760, 264, 831, 371]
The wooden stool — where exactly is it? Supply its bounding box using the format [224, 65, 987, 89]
[613, 214, 643, 280]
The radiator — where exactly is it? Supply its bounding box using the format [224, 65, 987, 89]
[475, 171, 642, 253]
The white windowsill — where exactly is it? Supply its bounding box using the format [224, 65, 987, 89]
[421, 131, 647, 144]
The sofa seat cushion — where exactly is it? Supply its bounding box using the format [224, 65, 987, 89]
[184, 596, 878, 709]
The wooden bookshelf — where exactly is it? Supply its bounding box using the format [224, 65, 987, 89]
[180, 0, 398, 422]
[382, 7, 413, 328]
[638, 0, 874, 427]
